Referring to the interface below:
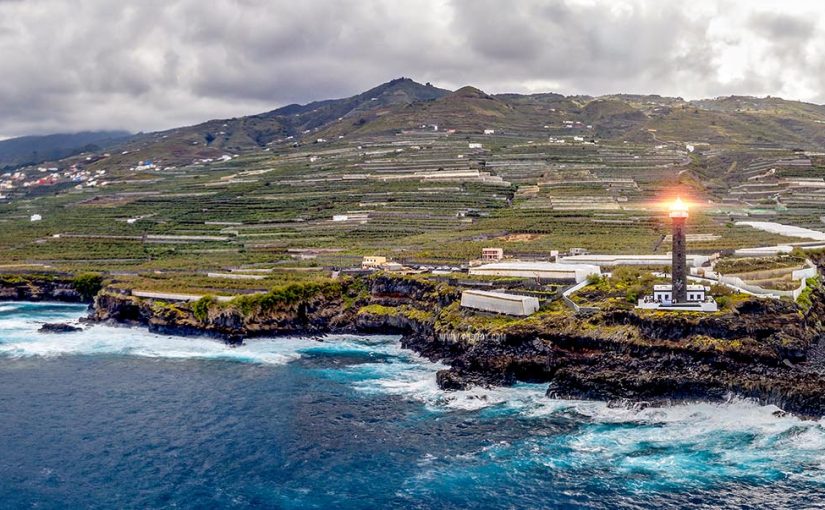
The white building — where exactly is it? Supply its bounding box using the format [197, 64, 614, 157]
[559, 253, 710, 268]
[483, 129, 495, 135]
[652, 284, 708, 304]
[30, 214, 42, 222]
[461, 290, 540, 316]
[469, 261, 601, 283]
[362, 256, 387, 269]
[468, 143, 483, 149]
[638, 284, 718, 311]
[734, 245, 794, 257]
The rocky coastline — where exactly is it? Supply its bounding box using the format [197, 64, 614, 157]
[4, 272, 825, 418]
[0, 274, 91, 303]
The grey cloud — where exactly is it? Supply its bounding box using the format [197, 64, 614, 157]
[750, 11, 815, 41]
[0, 0, 823, 138]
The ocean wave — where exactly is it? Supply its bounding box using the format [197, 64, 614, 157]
[0, 326, 304, 365]
[404, 397, 825, 497]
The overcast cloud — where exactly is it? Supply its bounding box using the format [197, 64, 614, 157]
[1, 0, 824, 138]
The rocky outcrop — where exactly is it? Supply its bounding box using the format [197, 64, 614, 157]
[0, 275, 86, 303]
[39, 322, 83, 333]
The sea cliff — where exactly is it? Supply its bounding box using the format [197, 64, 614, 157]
[82, 271, 825, 418]
[0, 273, 100, 303]
[5, 270, 825, 417]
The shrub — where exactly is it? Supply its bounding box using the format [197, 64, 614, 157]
[626, 284, 645, 303]
[709, 283, 734, 297]
[193, 295, 217, 322]
[587, 273, 602, 285]
[796, 277, 820, 312]
[72, 273, 103, 301]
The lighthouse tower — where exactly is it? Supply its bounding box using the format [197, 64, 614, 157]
[670, 197, 689, 304]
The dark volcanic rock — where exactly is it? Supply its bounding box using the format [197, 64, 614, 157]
[0, 276, 85, 303]
[39, 322, 82, 333]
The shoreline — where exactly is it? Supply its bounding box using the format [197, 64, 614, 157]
[3, 272, 825, 419]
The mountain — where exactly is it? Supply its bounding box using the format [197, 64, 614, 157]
[94, 78, 450, 168]
[11, 79, 825, 173]
[0, 131, 131, 170]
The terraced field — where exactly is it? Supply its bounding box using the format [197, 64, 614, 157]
[2, 81, 825, 294]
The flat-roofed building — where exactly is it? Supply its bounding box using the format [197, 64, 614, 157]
[638, 284, 718, 311]
[481, 248, 504, 262]
[362, 256, 387, 269]
[461, 290, 540, 316]
[469, 261, 601, 283]
[559, 253, 710, 268]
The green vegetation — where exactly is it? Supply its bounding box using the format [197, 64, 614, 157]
[71, 273, 104, 301]
[230, 279, 342, 316]
[715, 254, 806, 275]
[796, 277, 820, 312]
[358, 303, 432, 322]
[193, 295, 218, 322]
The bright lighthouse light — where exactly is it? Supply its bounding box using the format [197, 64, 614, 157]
[669, 196, 689, 218]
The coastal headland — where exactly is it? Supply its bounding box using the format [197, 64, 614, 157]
[4, 265, 825, 419]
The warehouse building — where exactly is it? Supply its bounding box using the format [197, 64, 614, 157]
[469, 261, 601, 283]
[558, 253, 710, 268]
[460, 290, 540, 316]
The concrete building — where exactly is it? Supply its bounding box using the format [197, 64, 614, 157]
[652, 284, 707, 304]
[362, 256, 387, 269]
[381, 262, 404, 272]
[461, 290, 540, 316]
[481, 248, 504, 262]
[558, 253, 710, 268]
[469, 261, 601, 283]
[638, 284, 717, 311]
[734, 245, 794, 257]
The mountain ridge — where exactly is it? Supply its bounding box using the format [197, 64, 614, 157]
[8, 78, 825, 171]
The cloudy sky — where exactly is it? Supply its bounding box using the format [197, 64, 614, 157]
[1, 0, 824, 138]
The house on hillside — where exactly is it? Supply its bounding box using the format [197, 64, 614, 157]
[481, 248, 504, 262]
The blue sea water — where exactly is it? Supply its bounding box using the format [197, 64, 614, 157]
[1, 302, 824, 509]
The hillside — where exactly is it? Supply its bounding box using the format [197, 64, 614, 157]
[26, 79, 824, 173]
[0, 131, 130, 170]
[1, 78, 825, 295]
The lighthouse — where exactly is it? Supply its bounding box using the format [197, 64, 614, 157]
[637, 197, 716, 311]
[669, 197, 689, 304]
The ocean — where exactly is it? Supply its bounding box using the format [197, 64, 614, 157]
[1, 302, 824, 509]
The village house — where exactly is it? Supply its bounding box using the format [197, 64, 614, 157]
[481, 248, 504, 262]
[362, 256, 387, 269]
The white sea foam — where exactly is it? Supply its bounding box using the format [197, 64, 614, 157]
[0, 326, 308, 365]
